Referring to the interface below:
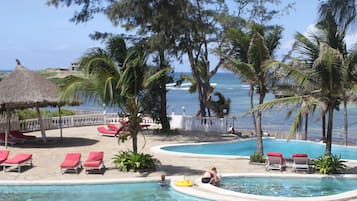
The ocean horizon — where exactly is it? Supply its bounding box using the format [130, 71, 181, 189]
[67, 72, 357, 143]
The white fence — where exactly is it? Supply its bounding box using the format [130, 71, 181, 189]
[0, 113, 236, 133]
[170, 115, 237, 133]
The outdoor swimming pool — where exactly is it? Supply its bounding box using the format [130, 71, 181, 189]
[159, 138, 357, 160]
[219, 175, 357, 197]
[0, 181, 210, 201]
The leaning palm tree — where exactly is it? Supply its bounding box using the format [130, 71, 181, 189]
[59, 37, 168, 153]
[223, 24, 282, 155]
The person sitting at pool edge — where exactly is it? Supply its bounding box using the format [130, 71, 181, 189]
[201, 167, 220, 186]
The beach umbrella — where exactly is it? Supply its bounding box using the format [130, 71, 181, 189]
[0, 60, 60, 146]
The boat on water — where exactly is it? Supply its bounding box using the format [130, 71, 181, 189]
[166, 82, 217, 90]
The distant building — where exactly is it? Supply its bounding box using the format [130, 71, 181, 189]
[71, 62, 79, 71]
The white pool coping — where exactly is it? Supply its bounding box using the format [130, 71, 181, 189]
[172, 173, 357, 201]
[151, 138, 357, 162]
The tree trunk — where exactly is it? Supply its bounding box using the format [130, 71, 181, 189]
[343, 99, 348, 145]
[325, 107, 334, 156]
[158, 51, 170, 130]
[322, 114, 326, 141]
[256, 86, 266, 155]
[36, 105, 47, 143]
[249, 84, 257, 135]
[303, 113, 308, 140]
[256, 110, 263, 155]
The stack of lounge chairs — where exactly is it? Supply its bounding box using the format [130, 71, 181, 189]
[0, 130, 37, 145]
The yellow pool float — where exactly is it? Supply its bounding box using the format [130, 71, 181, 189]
[175, 179, 193, 187]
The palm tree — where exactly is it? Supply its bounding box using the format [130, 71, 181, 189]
[318, 0, 357, 145]
[223, 24, 282, 155]
[59, 36, 168, 153]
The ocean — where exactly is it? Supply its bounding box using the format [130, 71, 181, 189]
[70, 72, 357, 143]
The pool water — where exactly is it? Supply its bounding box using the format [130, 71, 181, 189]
[0, 181, 209, 201]
[161, 138, 357, 160]
[220, 176, 357, 197]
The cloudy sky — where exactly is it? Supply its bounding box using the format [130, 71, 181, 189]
[1, 1, 356, 72]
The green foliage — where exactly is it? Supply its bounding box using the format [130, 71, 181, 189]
[250, 152, 266, 163]
[112, 151, 156, 172]
[313, 155, 346, 174]
[16, 109, 75, 120]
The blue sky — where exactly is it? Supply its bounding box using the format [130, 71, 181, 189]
[0, 1, 355, 72]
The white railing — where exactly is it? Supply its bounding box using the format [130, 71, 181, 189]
[0, 113, 160, 133]
[0, 112, 235, 133]
[170, 115, 237, 133]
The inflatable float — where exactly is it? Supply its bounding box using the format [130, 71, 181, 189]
[175, 179, 193, 187]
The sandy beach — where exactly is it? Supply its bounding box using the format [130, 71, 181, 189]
[2, 125, 357, 182]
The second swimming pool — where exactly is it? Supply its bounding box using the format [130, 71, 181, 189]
[0, 181, 210, 201]
[157, 138, 357, 160]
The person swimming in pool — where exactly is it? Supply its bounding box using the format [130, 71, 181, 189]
[160, 174, 167, 186]
[201, 167, 220, 186]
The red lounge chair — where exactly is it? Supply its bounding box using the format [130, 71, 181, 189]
[97, 126, 119, 137]
[0, 150, 10, 164]
[0, 133, 24, 145]
[140, 123, 150, 129]
[265, 152, 286, 171]
[10, 130, 36, 141]
[107, 124, 120, 131]
[60, 153, 82, 174]
[292, 153, 310, 172]
[2, 153, 32, 173]
[83, 151, 105, 174]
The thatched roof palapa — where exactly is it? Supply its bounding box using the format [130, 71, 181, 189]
[0, 62, 58, 110]
[0, 60, 66, 146]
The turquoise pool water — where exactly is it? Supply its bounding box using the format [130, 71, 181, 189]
[161, 138, 357, 160]
[220, 176, 357, 197]
[0, 181, 209, 201]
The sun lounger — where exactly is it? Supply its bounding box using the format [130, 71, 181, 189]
[292, 153, 310, 172]
[107, 124, 121, 131]
[0, 150, 10, 164]
[2, 153, 32, 173]
[96, 126, 120, 137]
[265, 152, 286, 171]
[60, 153, 82, 174]
[0, 132, 24, 145]
[83, 151, 105, 174]
[10, 130, 36, 141]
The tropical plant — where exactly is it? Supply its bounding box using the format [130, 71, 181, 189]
[313, 155, 346, 174]
[112, 151, 156, 172]
[249, 152, 266, 163]
[207, 92, 231, 118]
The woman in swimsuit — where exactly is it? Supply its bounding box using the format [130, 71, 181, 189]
[201, 167, 220, 186]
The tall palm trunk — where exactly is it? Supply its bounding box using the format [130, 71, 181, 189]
[343, 98, 348, 145]
[249, 84, 258, 135]
[256, 85, 266, 155]
[325, 106, 334, 156]
[158, 51, 170, 130]
[256, 110, 263, 154]
[322, 114, 326, 141]
[303, 113, 308, 140]
[127, 97, 140, 153]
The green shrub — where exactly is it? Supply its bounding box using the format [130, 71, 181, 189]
[313, 155, 346, 174]
[112, 151, 156, 172]
[250, 152, 266, 163]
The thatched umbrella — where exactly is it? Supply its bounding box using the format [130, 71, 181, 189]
[0, 60, 60, 146]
